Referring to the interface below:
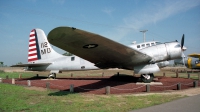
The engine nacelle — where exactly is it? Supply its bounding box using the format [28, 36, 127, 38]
[157, 61, 170, 68]
[141, 42, 182, 63]
[134, 64, 160, 74]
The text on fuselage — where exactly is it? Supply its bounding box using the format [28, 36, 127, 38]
[41, 42, 51, 55]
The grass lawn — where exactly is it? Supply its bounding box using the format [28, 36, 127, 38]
[1, 71, 194, 111]
[0, 83, 184, 112]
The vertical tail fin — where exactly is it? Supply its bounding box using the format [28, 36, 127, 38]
[28, 29, 63, 63]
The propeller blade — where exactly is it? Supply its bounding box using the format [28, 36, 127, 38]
[181, 34, 184, 49]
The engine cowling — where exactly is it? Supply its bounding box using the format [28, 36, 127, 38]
[157, 61, 169, 68]
[141, 42, 182, 63]
[134, 64, 159, 74]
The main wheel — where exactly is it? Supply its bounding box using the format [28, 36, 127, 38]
[141, 73, 154, 83]
[48, 73, 56, 79]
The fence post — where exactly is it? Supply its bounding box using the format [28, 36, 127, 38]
[193, 81, 198, 88]
[187, 73, 190, 79]
[176, 72, 179, 78]
[198, 72, 200, 81]
[102, 72, 104, 77]
[27, 80, 31, 87]
[146, 84, 150, 92]
[177, 83, 181, 90]
[19, 74, 22, 79]
[12, 78, 15, 84]
[46, 82, 50, 90]
[105, 86, 110, 95]
[71, 73, 73, 77]
[6, 75, 8, 79]
[0, 78, 2, 83]
[70, 84, 74, 93]
[163, 72, 166, 77]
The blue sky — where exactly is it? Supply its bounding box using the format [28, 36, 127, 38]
[0, 0, 200, 66]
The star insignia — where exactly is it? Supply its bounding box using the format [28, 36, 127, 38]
[83, 44, 98, 49]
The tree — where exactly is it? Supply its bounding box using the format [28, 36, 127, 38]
[17, 62, 23, 65]
[0, 62, 3, 67]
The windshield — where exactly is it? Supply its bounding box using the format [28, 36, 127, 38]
[155, 42, 162, 45]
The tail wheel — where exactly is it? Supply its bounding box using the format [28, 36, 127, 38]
[141, 73, 154, 83]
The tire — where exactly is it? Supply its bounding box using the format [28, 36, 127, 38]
[48, 73, 56, 79]
[141, 74, 154, 83]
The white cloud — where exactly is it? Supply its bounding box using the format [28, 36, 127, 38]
[102, 7, 115, 17]
[113, 0, 200, 40]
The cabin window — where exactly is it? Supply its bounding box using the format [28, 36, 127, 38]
[137, 45, 140, 48]
[146, 43, 150, 47]
[151, 43, 155, 46]
[71, 57, 75, 61]
[141, 44, 145, 47]
[155, 42, 162, 45]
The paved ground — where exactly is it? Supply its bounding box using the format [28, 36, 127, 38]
[2, 75, 200, 94]
[130, 94, 200, 112]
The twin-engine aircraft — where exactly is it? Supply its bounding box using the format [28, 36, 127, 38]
[12, 29, 98, 78]
[174, 53, 200, 69]
[47, 26, 185, 83]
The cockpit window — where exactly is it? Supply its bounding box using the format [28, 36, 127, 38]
[137, 45, 140, 48]
[175, 44, 181, 48]
[71, 57, 75, 61]
[151, 43, 155, 46]
[155, 42, 162, 45]
[141, 44, 145, 47]
[146, 43, 150, 47]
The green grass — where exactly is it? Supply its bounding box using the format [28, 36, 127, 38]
[0, 71, 191, 111]
[154, 71, 199, 80]
[0, 83, 184, 112]
[0, 72, 34, 79]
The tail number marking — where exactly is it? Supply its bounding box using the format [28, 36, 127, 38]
[41, 42, 51, 55]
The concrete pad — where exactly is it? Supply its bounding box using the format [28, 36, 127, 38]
[136, 82, 163, 85]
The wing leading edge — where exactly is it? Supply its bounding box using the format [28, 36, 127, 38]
[47, 27, 152, 69]
[188, 54, 200, 59]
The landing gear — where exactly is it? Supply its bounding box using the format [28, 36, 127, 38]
[141, 73, 154, 83]
[48, 73, 56, 79]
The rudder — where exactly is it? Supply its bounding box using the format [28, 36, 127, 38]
[28, 29, 63, 63]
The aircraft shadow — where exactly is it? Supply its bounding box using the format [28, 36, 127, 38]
[48, 74, 141, 96]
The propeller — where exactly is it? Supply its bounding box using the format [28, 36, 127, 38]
[181, 34, 184, 50]
[181, 34, 186, 66]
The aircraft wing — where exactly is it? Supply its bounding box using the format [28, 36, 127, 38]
[11, 63, 51, 67]
[47, 27, 152, 69]
[188, 54, 200, 59]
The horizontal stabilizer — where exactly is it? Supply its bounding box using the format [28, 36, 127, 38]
[11, 63, 51, 67]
